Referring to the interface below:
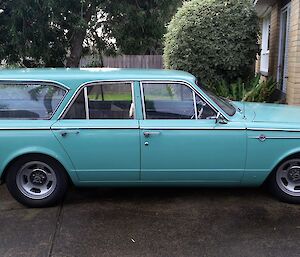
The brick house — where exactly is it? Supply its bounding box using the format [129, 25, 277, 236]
[254, 0, 300, 104]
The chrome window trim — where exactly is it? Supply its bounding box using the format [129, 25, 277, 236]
[0, 79, 70, 90]
[0, 80, 69, 120]
[84, 87, 89, 120]
[130, 82, 136, 119]
[140, 80, 219, 120]
[60, 81, 135, 120]
[58, 79, 228, 120]
[193, 91, 198, 120]
[140, 82, 147, 119]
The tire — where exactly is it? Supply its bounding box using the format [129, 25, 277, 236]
[6, 155, 68, 208]
[268, 158, 300, 204]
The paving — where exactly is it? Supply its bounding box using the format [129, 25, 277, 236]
[0, 184, 300, 257]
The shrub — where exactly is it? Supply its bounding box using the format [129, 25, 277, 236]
[163, 0, 259, 84]
[205, 75, 278, 103]
[243, 77, 278, 102]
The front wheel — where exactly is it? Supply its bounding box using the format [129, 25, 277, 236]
[6, 156, 68, 207]
[269, 158, 300, 204]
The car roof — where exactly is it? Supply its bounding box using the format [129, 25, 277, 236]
[0, 68, 196, 90]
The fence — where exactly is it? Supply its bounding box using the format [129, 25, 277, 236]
[80, 55, 164, 69]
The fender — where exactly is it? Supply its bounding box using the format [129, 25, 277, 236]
[0, 140, 79, 185]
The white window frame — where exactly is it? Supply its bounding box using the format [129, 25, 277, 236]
[260, 14, 271, 75]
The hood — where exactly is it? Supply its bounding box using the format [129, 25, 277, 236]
[241, 102, 300, 123]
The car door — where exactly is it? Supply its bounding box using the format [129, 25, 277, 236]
[139, 81, 246, 184]
[52, 81, 140, 183]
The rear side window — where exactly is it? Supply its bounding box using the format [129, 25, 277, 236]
[64, 82, 134, 119]
[0, 83, 67, 119]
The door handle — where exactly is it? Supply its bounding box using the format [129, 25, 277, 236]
[60, 130, 80, 137]
[143, 131, 161, 137]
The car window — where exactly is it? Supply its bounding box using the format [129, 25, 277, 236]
[64, 82, 134, 119]
[142, 82, 216, 120]
[0, 83, 66, 119]
[64, 89, 86, 119]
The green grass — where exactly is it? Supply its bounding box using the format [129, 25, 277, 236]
[88, 93, 132, 101]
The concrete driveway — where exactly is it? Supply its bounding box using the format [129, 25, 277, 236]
[0, 184, 300, 257]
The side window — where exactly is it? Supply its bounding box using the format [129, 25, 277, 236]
[64, 82, 134, 119]
[0, 83, 66, 119]
[142, 82, 216, 120]
[64, 90, 86, 119]
[194, 95, 216, 120]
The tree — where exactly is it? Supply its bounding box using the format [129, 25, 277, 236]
[163, 0, 259, 84]
[102, 0, 182, 55]
[0, 0, 182, 67]
[0, 0, 67, 67]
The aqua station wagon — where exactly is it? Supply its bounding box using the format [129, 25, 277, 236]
[1, 68, 300, 207]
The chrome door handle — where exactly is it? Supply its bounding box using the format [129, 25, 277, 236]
[143, 131, 161, 137]
[60, 130, 80, 137]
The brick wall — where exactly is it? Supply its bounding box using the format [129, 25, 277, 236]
[286, 0, 300, 104]
[268, 3, 281, 79]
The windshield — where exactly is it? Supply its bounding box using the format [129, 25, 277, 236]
[196, 82, 236, 116]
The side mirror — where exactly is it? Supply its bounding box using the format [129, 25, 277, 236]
[215, 112, 227, 124]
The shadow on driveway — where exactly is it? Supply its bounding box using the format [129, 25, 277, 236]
[1, 185, 300, 257]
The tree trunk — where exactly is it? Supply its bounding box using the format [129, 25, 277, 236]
[66, 6, 94, 68]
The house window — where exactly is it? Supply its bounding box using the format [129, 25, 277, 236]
[260, 15, 271, 75]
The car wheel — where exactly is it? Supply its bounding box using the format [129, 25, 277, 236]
[269, 158, 300, 204]
[6, 156, 68, 208]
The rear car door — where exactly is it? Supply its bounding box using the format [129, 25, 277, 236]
[52, 81, 140, 183]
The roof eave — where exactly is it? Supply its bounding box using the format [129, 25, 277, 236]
[254, 0, 277, 17]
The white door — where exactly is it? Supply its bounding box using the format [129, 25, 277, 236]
[277, 3, 291, 93]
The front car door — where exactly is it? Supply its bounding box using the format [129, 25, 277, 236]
[139, 81, 246, 184]
[52, 81, 140, 183]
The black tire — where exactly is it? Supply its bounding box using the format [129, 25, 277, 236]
[6, 155, 68, 208]
[268, 159, 300, 204]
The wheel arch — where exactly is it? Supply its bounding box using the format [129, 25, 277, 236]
[264, 151, 300, 183]
[1, 152, 75, 185]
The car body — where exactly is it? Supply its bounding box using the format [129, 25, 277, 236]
[1, 68, 300, 207]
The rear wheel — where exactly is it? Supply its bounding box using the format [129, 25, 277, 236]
[269, 158, 300, 204]
[6, 156, 68, 207]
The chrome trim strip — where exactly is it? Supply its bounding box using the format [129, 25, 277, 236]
[0, 79, 70, 90]
[0, 127, 50, 130]
[249, 136, 300, 139]
[248, 128, 300, 132]
[58, 80, 135, 120]
[51, 126, 139, 130]
[193, 91, 197, 120]
[130, 82, 136, 119]
[140, 82, 147, 119]
[140, 127, 244, 130]
[84, 87, 89, 119]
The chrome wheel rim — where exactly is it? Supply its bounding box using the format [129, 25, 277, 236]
[16, 161, 57, 200]
[276, 159, 300, 197]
